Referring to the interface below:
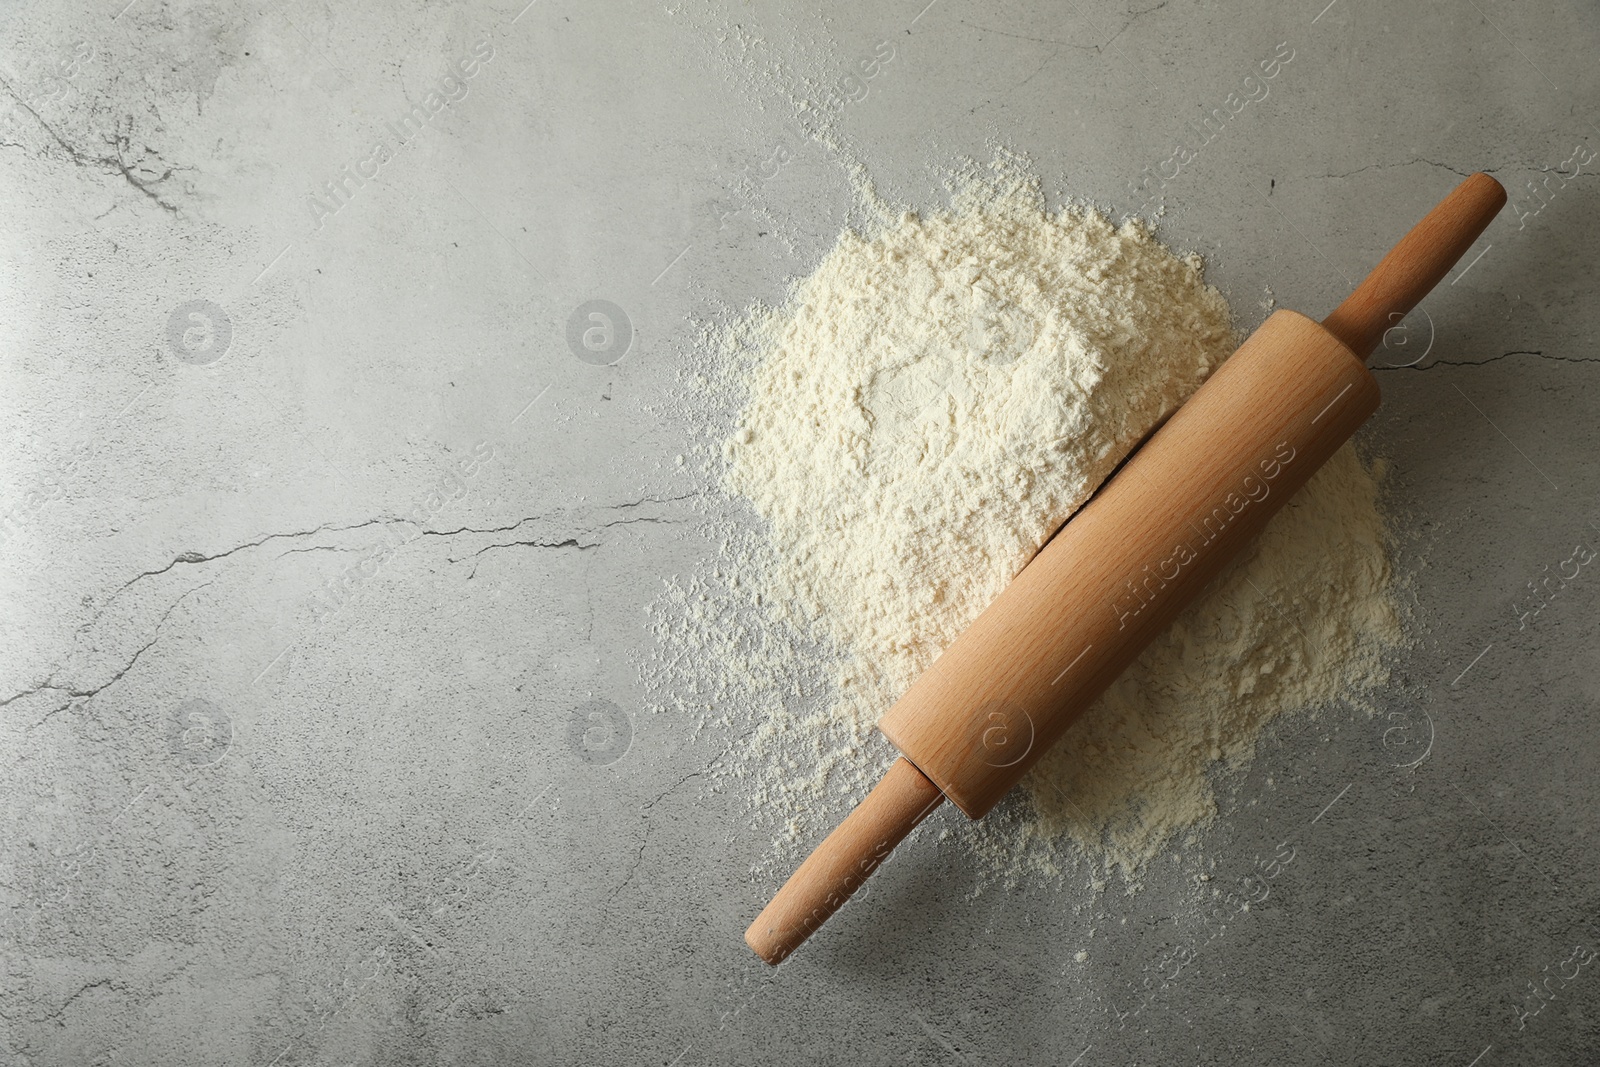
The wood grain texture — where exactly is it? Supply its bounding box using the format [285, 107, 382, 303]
[878, 311, 1379, 817]
[1321, 171, 1505, 361]
[744, 757, 944, 965]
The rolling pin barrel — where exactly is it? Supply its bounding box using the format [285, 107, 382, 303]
[878, 310, 1379, 815]
[745, 172, 1506, 964]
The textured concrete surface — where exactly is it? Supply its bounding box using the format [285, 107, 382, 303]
[2, 1, 1598, 1064]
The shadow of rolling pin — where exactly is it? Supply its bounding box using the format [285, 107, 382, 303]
[745, 172, 1507, 966]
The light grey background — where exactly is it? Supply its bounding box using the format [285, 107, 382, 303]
[2, 0, 1597, 1064]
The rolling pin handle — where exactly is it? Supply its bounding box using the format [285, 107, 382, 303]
[744, 757, 945, 965]
[1321, 171, 1506, 362]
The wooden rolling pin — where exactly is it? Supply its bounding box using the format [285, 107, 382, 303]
[745, 172, 1507, 965]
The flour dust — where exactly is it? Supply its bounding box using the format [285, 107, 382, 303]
[644, 154, 1404, 890]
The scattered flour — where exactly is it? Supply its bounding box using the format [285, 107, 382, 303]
[649, 155, 1403, 886]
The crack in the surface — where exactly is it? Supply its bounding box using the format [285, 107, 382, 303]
[10, 581, 213, 717]
[443, 494, 697, 565]
[1374, 350, 1600, 371]
[1010, 47, 1063, 95]
[0, 79, 185, 215]
[41, 492, 698, 692]
[1304, 158, 1486, 181]
[111, 493, 696, 596]
[595, 515, 679, 530]
[1103, 0, 1170, 47]
[423, 517, 554, 538]
[0, 683, 54, 710]
[101, 520, 386, 607]
[609, 492, 700, 511]
[273, 544, 356, 559]
[29, 977, 116, 1023]
[105, 120, 183, 215]
[960, 1, 1167, 52]
[426, 492, 699, 540]
[958, 21, 1078, 47]
[1301, 159, 1600, 187]
[452, 537, 599, 566]
[611, 828, 654, 904]
[608, 764, 718, 902]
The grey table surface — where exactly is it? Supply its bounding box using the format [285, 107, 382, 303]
[2, 0, 1598, 1064]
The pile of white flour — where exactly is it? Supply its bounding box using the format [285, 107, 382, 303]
[652, 158, 1402, 884]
